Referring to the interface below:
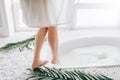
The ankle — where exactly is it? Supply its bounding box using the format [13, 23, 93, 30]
[53, 55, 59, 59]
[52, 58, 59, 61]
[52, 57, 58, 60]
[51, 59, 60, 64]
[33, 58, 40, 62]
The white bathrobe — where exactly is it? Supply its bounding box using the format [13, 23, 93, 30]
[20, 0, 74, 28]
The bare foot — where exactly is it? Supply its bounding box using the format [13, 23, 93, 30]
[51, 59, 60, 64]
[32, 60, 48, 69]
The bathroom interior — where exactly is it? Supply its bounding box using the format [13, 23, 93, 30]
[0, 0, 120, 79]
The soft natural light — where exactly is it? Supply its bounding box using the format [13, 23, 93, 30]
[19, 10, 28, 28]
[1, 1, 120, 79]
[80, 0, 120, 4]
[12, 0, 120, 30]
[75, 9, 120, 28]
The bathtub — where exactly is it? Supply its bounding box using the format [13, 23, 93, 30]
[57, 35, 120, 67]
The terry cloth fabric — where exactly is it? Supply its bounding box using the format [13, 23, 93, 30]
[20, 0, 74, 28]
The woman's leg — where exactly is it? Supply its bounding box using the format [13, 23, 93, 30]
[32, 27, 48, 69]
[48, 26, 60, 64]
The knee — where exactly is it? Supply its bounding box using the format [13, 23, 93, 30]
[39, 27, 48, 32]
[48, 26, 57, 32]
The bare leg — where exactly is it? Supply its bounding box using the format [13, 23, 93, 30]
[48, 26, 60, 64]
[32, 27, 48, 69]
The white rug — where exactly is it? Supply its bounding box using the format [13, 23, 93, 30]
[0, 50, 120, 80]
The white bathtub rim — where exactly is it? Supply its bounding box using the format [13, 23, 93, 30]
[59, 36, 120, 54]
